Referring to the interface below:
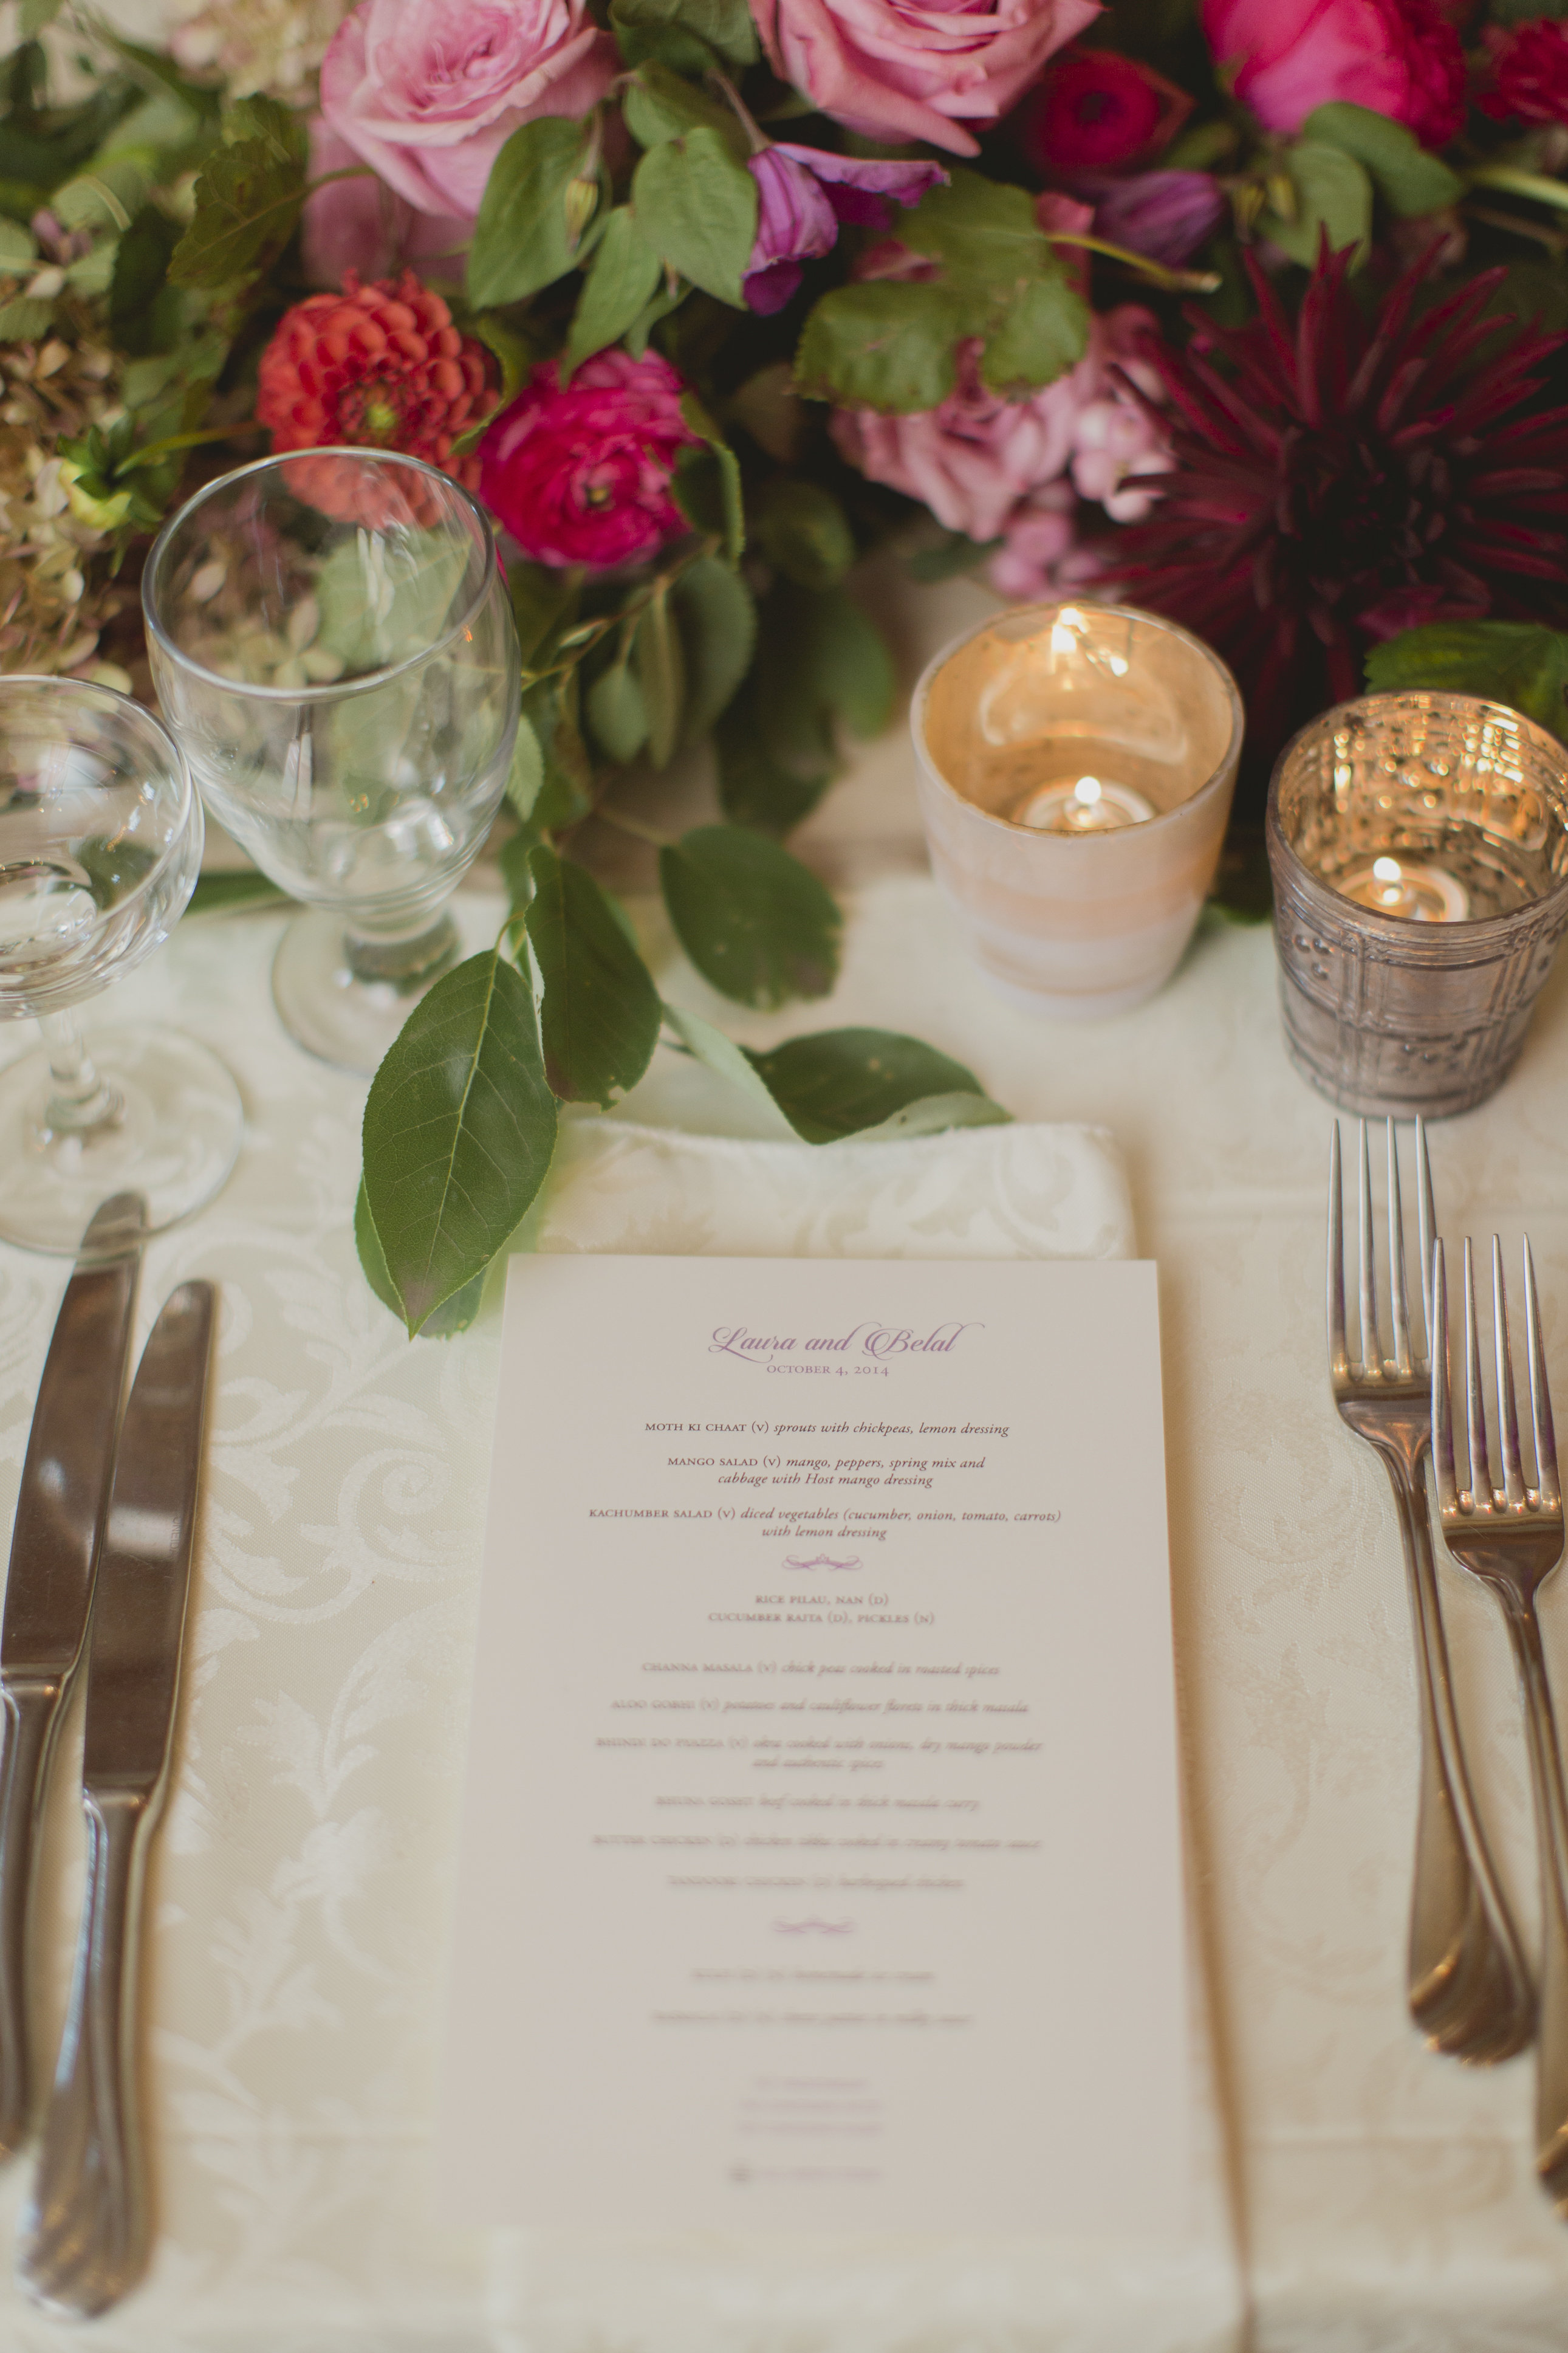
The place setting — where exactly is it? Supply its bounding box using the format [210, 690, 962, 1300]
[7, 0, 1568, 2340]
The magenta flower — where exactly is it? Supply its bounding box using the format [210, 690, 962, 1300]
[1087, 171, 1227, 269]
[744, 144, 947, 314]
[478, 349, 701, 570]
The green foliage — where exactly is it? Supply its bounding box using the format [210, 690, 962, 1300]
[504, 713, 546, 828]
[468, 115, 593, 307]
[896, 168, 1090, 395]
[612, 0, 758, 74]
[795, 281, 967, 413]
[355, 1184, 485, 1336]
[661, 1000, 795, 1133]
[167, 115, 308, 288]
[361, 949, 559, 1335]
[525, 845, 662, 1105]
[1303, 102, 1462, 217]
[635, 582, 685, 767]
[586, 656, 649, 762]
[1258, 140, 1371, 267]
[1365, 623, 1568, 740]
[660, 825, 841, 1006]
[742, 1029, 1005, 1142]
[717, 580, 894, 832]
[109, 200, 181, 355]
[185, 870, 288, 916]
[674, 393, 744, 562]
[621, 62, 742, 152]
[751, 477, 854, 591]
[564, 207, 663, 378]
[671, 555, 755, 743]
[632, 128, 757, 306]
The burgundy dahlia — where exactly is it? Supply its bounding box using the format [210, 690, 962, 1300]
[1114, 246, 1568, 782]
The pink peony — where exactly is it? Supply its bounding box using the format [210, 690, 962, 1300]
[478, 349, 702, 570]
[750, 0, 1100, 157]
[301, 122, 471, 287]
[830, 306, 1170, 594]
[320, 0, 616, 221]
[1200, 0, 1464, 148]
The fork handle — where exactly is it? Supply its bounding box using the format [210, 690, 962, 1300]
[1386, 1455, 1534, 2060]
[1496, 1595, 1568, 2204]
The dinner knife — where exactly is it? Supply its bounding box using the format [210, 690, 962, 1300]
[16, 1280, 216, 2321]
[0, 1191, 145, 2162]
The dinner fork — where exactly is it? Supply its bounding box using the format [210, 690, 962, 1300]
[1433, 1236, 1568, 2206]
[1329, 1122, 1532, 2061]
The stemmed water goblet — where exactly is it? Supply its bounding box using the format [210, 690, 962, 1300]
[0, 677, 242, 1254]
[142, 448, 521, 1076]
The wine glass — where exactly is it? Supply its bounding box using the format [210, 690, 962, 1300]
[0, 677, 243, 1254]
[143, 449, 521, 1076]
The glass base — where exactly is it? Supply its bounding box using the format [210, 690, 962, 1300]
[272, 907, 460, 1077]
[0, 1026, 244, 1254]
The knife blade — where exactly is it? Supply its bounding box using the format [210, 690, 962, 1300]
[17, 1279, 215, 2323]
[0, 1191, 145, 2161]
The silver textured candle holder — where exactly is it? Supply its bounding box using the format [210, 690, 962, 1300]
[1268, 692, 1568, 1118]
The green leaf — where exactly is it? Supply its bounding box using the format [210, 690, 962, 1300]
[586, 657, 649, 763]
[773, 580, 895, 739]
[526, 845, 662, 1106]
[361, 947, 558, 1335]
[1364, 622, 1568, 740]
[849, 1091, 1013, 1142]
[613, 0, 758, 69]
[508, 559, 578, 667]
[899, 168, 1049, 281]
[185, 868, 287, 915]
[979, 272, 1089, 393]
[716, 689, 830, 834]
[794, 281, 967, 413]
[1303, 101, 1462, 218]
[673, 390, 744, 561]
[635, 582, 685, 768]
[623, 62, 742, 152]
[632, 128, 757, 307]
[564, 206, 662, 379]
[903, 527, 1004, 583]
[53, 153, 147, 233]
[752, 476, 854, 591]
[1259, 140, 1372, 268]
[0, 218, 35, 267]
[504, 713, 546, 825]
[20, 0, 63, 33]
[525, 673, 595, 830]
[355, 1182, 484, 1336]
[671, 554, 755, 742]
[468, 115, 589, 309]
[726, 360, 804, 461]
[0, 294, 53, 339]
[109, 199, 180, 357]
[661, 999, 796, 1133]
[741, 1028, 999, 1142]
[225, 91, 309, 168]
[168, 132, 306, 288]
[660, 825, 841, 1007]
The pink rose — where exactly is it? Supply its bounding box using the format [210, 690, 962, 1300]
[478, 349, 702, 571]
[751, 0, 1100, 157]
[301, 123, 471, 287]
[830, 306, 1169, 588]
[320, 0, 617, 220]
[1200, 0, 1464, 148]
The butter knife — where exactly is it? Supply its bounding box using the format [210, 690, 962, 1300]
[0, 1192, 145, 2162]
[17, 1280, 216, 2321]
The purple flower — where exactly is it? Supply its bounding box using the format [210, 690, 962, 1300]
[1087, 171, 1227, 269]
[744, 144, 947, 315]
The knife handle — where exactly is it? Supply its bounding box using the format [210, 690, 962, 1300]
[17, 1790, 152, 2320]
[0, 1675, 66, 2158]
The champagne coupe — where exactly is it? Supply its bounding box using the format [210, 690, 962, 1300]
[0, 678, 242, 1253]
[143, 449, 521, 1076]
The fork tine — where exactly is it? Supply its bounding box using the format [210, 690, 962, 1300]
[1388, 1121, 1413, 1376]
[1327, 1122, 1347, 1376]
[1416, 1115, 1436, 1361]
[1358, 1118, 1381, 1376]
[1493, 1236, 1527, 1510]
[1525, 1237, 1561, 1510]
[1464, 1237, 1493, 1505]
[1431, 1240, 1461, 1516]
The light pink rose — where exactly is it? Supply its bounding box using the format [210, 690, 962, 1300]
[751, 0, 1100, 157]
[832, 306, 1169, 548]
[1200, 0, 1464, 148]
[320, 0, 616, 220]
[301, 123, 471, 286]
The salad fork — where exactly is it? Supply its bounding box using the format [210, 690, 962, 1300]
[1329, 1122, 1532, 2061]
[1433, 1235, 1568, 2205]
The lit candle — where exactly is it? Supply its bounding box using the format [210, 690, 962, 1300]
[1337, 854, 1470, 923]
[1016, 774, 1155, 834]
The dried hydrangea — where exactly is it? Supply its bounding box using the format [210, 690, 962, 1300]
[169, 0, 350, 98]
[0, 319, 131, 688]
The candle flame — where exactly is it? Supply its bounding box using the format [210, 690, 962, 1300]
[1073, 775, 1102, 806]
[1372, 856, 1402, 882]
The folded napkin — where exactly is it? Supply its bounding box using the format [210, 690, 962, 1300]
[529, 1113, 1137, 1262]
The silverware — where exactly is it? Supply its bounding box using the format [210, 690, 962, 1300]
[0, 1193, 145, 2161]
[1432, 1237, 1568, 2208]
[16, 1280, 216, 2319]
[1328, 1121, 1532, 2060]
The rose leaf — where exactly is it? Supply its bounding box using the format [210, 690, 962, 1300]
[585, 658, 650, 763]
[632, 127, 758, 309]
[793, 281, 967, 413]
[1258, 140, 1372, 268]
[361, 948, 558, 1335]
[979, 272, 1089, 394]
[671, 555, 756, 744]
[167, 132, 307, 289]
[659, 825, 842, 1007]
[525, 845, 662, 1107]
[635, 582, 686, 768]
[469, 115, 591, 309]
[563, 207, 663, 380]
[1303, 102, 1463, 218]
[751, 476, 855, 591]
[622, 62, 744, 153]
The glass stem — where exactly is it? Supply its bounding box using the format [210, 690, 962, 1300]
[38, 1011, 121, 1138]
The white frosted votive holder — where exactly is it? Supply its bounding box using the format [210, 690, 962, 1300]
[911, 600, 1244, 1017]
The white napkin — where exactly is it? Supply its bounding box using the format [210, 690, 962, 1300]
[496, 1111, 1241, 2353]
[530, 1115, 1137, 1262]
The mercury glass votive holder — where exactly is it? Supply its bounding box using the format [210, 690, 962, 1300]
[911, 600, 1243, 1017]
[1267, 692, 1568, 1118]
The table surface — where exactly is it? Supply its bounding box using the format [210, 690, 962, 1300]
[5, 571, 1568, 2352]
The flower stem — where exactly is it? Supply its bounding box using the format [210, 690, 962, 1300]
[710, 69, 767, 154]
[1043, 231, 1222, 294]
[597, 805, 677, 850]
[1466, 165, 1568, 215]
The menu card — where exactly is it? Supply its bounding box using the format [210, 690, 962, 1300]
[437, 1254, 1191, 2235]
